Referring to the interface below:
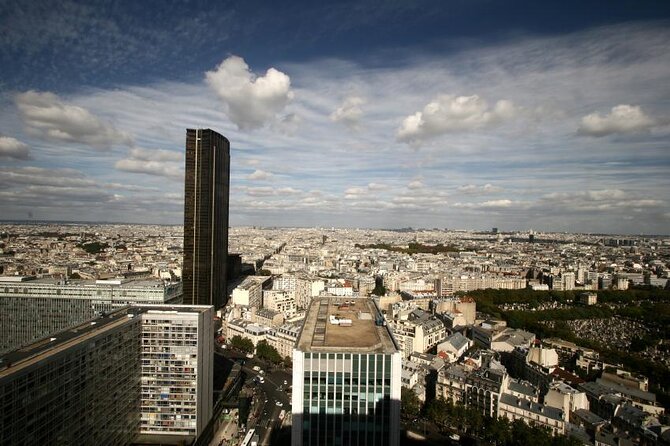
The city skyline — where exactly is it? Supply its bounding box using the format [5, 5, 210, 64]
[1, 1, 669, 234]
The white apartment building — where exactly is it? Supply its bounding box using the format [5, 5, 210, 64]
[231, 276, 267, 307]
[498, 394, 566, 435]
[137, 305, 213, 440]
[265, 324, 301, 360]
[263, 289, 297, 316]
[391, 309, 447, 358]
[436, 275, 527, 295]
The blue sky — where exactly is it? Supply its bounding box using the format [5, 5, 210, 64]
[1, 0, 669, 233]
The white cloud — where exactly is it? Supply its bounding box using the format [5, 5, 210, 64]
[457, 183, 503, 194]
[330, 96, 365, 129]
[407, 180, 424, 190]
[244, 186, 301, 197]
[0, 136, 31, 160]
[0, 167, 96, 188]
[578, 105, 656, 137]
[272, 113, 302, 136]
[129, 147, 182, 162]
[15, 90, 132, 149]
[115, 159, 183, 179]
[397, 94, 517, 145]
[247, 169, 273, 180]
[115, 147, 183, 180]
[367, 182, 387, 191]
[205, 55, 294, 130]
[453, 199, 523, 209]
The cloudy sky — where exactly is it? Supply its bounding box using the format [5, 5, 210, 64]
[1, 0, 669, 234]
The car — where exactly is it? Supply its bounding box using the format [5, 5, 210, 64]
[283, 380, 288, 385]
[246, 353, 253, 359]
[275, 401, 283, 407]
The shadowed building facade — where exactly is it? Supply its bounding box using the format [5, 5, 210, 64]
[183, 128, 230, 309]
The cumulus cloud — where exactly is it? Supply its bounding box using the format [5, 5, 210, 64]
[578, 105, 656, 137]
[115, 147, 183, 179]
[457, 183, 503, 194]
[344, 186, 367, 199]
[128, 147, 181, 162]
[0, 167, 96, 188]
[453, 199, 523, 209]
[397, 94, 516, 145]
[272, 113, 302, 136]
[538, 189, 662, 212]
[15, 91, 132, 149]
[330, 96, 365, 129]
[247, 169, 273, 180]
[0, 136, 31, 160]
[407, 180, 424, 190]
[205, 55, 294, 130]
[367, 182, 387, 191]
[244, 186, 301, 197]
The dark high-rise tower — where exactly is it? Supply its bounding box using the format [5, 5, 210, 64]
[183, 128, 230, 308]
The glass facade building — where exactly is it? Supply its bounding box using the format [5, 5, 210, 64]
[0, 277, 183, 354]
[0, 310, 142, 446]
[292, 297, 402, 446]
[0, 304, 213, 445]
[182, 128, 230, 309]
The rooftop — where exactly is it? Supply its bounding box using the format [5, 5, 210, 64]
[0, 304, 211, 379]
[296, 297, 399, 354]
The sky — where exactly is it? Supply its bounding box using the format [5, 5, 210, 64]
[1, 0, 669, 234]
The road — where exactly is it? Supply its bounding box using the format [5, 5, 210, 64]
[212, 348, 292, 445]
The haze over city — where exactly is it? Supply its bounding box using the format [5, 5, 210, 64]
[1, 0, 669, 233]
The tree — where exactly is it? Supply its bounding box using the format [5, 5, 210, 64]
[283, 356, 293, 369]
[371, 276, 387, 296]
[256, 340, 282, 363]
[401, 387, 422, 419]
[229, 335, 254, 353]
[425, 397, 450, 428]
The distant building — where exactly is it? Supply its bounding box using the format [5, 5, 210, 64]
[182, 128, 230, 309]
[578, 292, 598, 306]
[292, 297, 402, 446]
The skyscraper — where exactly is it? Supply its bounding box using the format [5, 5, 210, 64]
[292, 297, 402, 446]
[183, 128, 230, 308]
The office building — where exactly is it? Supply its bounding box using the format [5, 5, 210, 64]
[183, 128, 230, 308]
[0, 305, 213, 445]
[0, 308, 142, 445]
[292, 297, 402, 446]
[0, 276, 182, 354]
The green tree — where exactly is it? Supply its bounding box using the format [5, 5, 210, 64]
[229, 335, 254, 353]
[425, 397, 450, 428]
[371, 276, 387, 296]
[256, 340, 282, 363]
[401, 387, 422, 419]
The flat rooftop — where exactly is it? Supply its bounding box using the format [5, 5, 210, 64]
[296, 297, 399, 354]
[0, 304, 211, 379]
[0, 276, 176, 288]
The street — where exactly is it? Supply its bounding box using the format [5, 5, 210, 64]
[210, 347, 292, 446]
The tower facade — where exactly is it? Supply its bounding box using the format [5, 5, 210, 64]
[183, 128, 230, 308]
